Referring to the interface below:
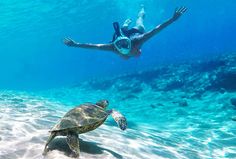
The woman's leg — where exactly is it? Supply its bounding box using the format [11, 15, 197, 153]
[134, 5, 145, 33]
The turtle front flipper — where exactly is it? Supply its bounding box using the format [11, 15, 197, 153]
[66, 131, 80, 157]
[110, 109, 127, 130]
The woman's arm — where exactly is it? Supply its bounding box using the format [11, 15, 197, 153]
[138, 7, 187, 45]
[64, 38, 114, 51]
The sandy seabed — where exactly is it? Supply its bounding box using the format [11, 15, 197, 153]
[0, 86, 236, 159]
[0, 91, 160, 159]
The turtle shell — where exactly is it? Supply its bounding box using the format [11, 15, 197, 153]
[51, 103, 109, 133]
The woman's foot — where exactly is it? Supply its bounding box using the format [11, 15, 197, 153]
[138, 5, 145, 18]
[123, 19, 132, 28]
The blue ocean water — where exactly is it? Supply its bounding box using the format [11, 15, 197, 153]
[0, 0, 235, 90]
[0, 0, 236, 159]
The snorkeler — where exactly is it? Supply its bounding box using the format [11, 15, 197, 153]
[64, 6, 187, 59]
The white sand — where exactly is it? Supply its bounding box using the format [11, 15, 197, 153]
[0, 91, 160, 159]
[0, 89, 236, 159]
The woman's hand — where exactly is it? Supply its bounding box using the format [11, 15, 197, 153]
[172, 7, 187, 21]
[64, 37, 77, 47]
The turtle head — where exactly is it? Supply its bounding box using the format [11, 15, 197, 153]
[111, 110, 127, 131]
[96, 100, 109, 109]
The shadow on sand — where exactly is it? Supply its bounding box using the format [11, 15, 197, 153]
[48, 137, 123, 158]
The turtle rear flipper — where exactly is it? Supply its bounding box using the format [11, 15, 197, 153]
[66, 132, 80, 157]
[111, 109, 127, 130]
[43, 132, 57, 155]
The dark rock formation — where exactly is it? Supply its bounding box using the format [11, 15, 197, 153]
[232, 116, 236, 121]
[78, 53, 236, 94]
[173, 100, 188, 107]
[230, 98, 236, 106]
[121, 94, 138, 100]
[212, 69, 236, 92]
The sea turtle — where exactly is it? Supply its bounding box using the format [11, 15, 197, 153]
[43, 100, 127, 157]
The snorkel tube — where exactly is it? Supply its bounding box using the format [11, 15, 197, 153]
[113, 22, 122, 36]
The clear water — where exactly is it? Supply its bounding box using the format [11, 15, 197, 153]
[0, 0, 236, 159]
[1, 84, 236, 159]
[0, 0, 235, 90]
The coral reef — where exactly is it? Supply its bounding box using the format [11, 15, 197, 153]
[81, 53, 236, 97]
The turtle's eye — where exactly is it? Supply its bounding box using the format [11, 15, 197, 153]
[118, 118, 127, 130]
[96, 100, 109, 108]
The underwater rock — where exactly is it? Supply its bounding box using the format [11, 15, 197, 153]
[191, 59, 226, 72]
[75, 53, 236, 93]
[121, 94, 138, 100]
[130, 87, 143, 94]
[150, 104, 157, 109]
[190, 88, 206, 99]
[114, 79, 143, 94]
[116, 84, 142, 93]
[11, 98, 24, 103]
[219, 88, 226, 94]
[230, 98, 236, 106]
[88, 80, 114, 90]
[232, 116, 236, 121]
[213, 69, 236, 91]
[173, 100, 188, 107]
[164, 80, 184, 91]
[179, 100, 188, 107]
[1, 94, 11, 98]
[175, 109, 188, 116]
[122, 67, 170, 84]
[157, 103, 165, 106]
[150, 103, 165, 108]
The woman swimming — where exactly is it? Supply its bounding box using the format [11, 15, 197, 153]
[64, 6, 187, 59]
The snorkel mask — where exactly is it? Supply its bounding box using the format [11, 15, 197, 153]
[114, 36, 131, 55]
[113, 22, 131, 55]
